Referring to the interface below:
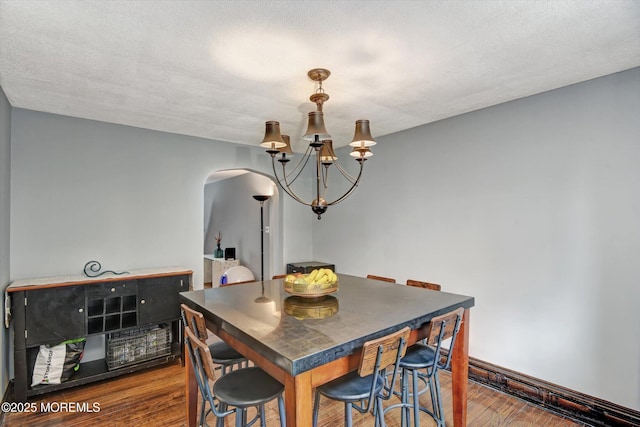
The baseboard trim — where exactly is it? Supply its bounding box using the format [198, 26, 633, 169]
[459, 355, 640, 426]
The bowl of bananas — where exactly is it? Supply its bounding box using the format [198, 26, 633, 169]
[283, 268, 338, 298]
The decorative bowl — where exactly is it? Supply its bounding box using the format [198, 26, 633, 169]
[283, 269, 338, 298]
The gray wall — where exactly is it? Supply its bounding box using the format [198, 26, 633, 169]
[0, 87, 12, 395]
[204, 172, 278, 280]
[9, 110, 312, 286]
[313, 68, 640, 410]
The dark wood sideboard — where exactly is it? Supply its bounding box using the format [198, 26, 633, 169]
[7, 267, 192, 402]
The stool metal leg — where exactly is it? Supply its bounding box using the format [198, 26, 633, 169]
[344, 402, 353, 427]
[200, 396, 207, 427]
[434, 373, 445, 427]
[259, 405, 266, 427]
[412, 369, 421, 427]
[400, 369, 409, 427]
[277, 394, 286, 427]
[215, 403, 226, 427]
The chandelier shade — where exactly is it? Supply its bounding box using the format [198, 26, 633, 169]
[349, 119, 377, 148]
[350, 146, 373, 158]
[319, 140, 338, 164]
[279, 135, 293, 155]
[259, 68, 376, 219]
[259, 121, 286, 153]
[303, 111, 331, 142]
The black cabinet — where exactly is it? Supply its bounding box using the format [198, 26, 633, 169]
[24, 285, 86, 346]
[9, 268, 192, 402]
[139, 275, 189, 324]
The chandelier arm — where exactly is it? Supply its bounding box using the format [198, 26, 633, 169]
[326, 161, 365, 206]
[321, 164, 329, 199]
[281, 145, 314, 184]
[329, 157, 359, 184]
[271, 157, 312, 206]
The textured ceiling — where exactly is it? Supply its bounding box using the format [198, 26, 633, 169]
[1, 1, 639, 151]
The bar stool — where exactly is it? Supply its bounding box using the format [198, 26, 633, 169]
[181, 304, 247, 375]
[406, 279, 442, 291]
[312, 327, 410, 427]
[181, 304, 249, 425]
[367, 274, 396, 283]
[399, 308, 464, 427]
[184, 326, 286, 427]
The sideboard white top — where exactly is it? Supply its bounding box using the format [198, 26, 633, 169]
[7, 266, 191, 291]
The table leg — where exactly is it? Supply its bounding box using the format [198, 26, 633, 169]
[284, 370, 313, 427]
[451, 308, 470, 427]
[185, 340, 197, 427]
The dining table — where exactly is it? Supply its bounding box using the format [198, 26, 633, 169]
[179, 274, 475, 427]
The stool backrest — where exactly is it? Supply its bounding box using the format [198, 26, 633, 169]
[406, 279, 442, 291]
[359, 327, 410, 377]
[366, 274, 396, 284]
[425, 307, 464, 370]
[181, 303, 208, 342]
[185, 325, 218, 383]
[426, 308, 463, 346]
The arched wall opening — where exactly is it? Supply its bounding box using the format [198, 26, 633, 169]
[203, 169, 282, 285]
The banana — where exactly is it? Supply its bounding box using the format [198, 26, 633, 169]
[306, 269, 319, 283]
[317, 275, 328, 284]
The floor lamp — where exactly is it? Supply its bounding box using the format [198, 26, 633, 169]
[252, 195, 270, 282]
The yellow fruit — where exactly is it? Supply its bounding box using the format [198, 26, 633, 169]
[306, 269, 319, 282]
[294, 277, 307, 285]
[285, 274, 296, 282]
[317, 275, 328, 285]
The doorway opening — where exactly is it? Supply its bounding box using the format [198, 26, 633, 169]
[203, 169, 281, 286]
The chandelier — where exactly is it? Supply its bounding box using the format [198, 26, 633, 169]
[259, 68, 375, 219]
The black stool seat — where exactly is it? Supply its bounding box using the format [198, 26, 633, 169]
[318, 371, 384, 402]
[209, 341, 245, 362]
[214, 367, 284, 408]
[398, 343, 436, 369]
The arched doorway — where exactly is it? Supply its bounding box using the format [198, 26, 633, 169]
[203, 169, 281, 285]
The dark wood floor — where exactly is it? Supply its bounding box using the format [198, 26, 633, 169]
[2, 360, 587, 427]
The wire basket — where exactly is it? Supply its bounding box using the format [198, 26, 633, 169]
[106, 324, 171, 370]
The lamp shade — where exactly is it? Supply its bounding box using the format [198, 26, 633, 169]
[350, 146, 373, 158]
[349, 119, 376, 147]
[320, 140, 338, 164]
[279, 135, 294, 155]
[303, 111, 331, 141]
[260, 121, 287, 149]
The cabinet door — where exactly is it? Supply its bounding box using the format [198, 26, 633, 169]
[25, 285, 86, 346]
[138, 275, 189, 324]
